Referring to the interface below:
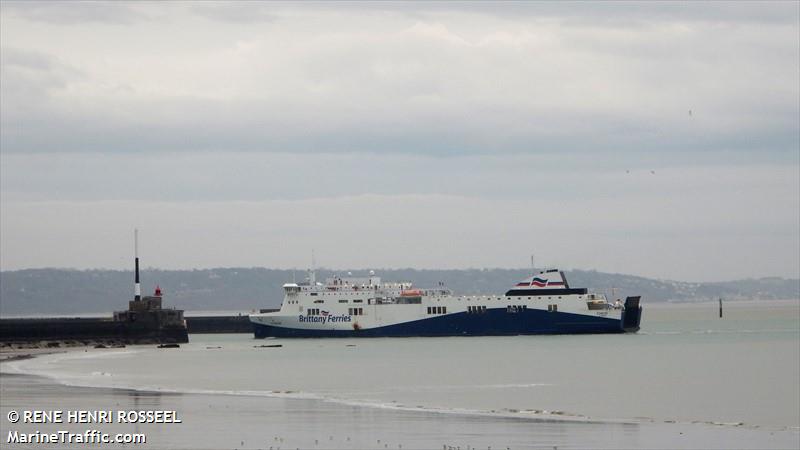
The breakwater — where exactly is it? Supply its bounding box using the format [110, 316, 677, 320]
[0, 312, 277, 347]
[0, 317, 188, 347]
[185, 315, 253, 334]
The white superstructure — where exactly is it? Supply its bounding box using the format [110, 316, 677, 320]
[250, 269, 641, 337]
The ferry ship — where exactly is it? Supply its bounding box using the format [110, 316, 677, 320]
[250, 269, 642, 338]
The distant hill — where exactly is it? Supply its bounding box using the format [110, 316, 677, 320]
[0, 268, 797, 316]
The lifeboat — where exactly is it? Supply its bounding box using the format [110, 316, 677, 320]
[401, 289, 423, 297]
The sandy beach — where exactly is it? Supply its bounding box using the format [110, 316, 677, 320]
[2, 343, 798, 450]
[2, 369, 797, 450]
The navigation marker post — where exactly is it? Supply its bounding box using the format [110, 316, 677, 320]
[134, 229, 141, 302]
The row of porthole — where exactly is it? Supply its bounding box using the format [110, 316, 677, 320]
[445, 296, 565, 302]
[313, 292, 370, 296]
[299, 294, 572, 305]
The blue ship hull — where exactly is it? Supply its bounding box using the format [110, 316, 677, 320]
[253, 306, 642, 338]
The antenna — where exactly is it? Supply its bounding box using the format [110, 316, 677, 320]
[309, 249, 316, 285]
[134, 228, 141, 302]
[530, 254, 535, 273]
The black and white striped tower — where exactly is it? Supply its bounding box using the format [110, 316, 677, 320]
[134, 228, 141, 302]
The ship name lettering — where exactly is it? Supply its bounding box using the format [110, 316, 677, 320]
[298, 315, 352, 325]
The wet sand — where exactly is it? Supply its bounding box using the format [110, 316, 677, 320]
[1, 370, 797, 450]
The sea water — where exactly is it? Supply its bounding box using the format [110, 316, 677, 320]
[3, 300, 799, 448]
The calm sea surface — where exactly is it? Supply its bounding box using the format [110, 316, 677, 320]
[3, 300, 799, 448]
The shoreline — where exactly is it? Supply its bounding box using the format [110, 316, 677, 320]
[0, 347, 70, 363]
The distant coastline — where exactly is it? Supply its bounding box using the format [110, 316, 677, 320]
[2, 267, 798, 316]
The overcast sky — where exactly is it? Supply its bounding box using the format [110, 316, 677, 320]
[1, 1, 798, 282]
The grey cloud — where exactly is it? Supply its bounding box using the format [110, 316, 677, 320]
[1, 92, 796, 161]
[0, 47, 87, 127]
[1, 5, 796, 158]
[189, 3, 276, 23]
[1, 1, 148, 25]
[7, 1, 795, 28]
[1, 47, 85, 82]
[1, 47, 56, 71]
[305, 1, 800, 26]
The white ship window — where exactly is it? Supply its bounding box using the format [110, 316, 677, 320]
[339, 300, 348, 303]
[353, 299, 363, 303]
[313, 300, 323, 304]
